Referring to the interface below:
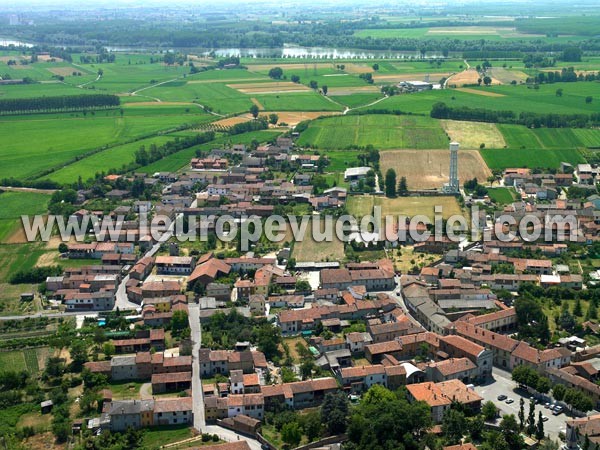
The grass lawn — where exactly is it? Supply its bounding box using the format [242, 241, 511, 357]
[108, 380, 145, 400]
[139, 425, 195, 450]
[487, 187, 517, 205]
[297, 114, 448, 149]
[480, 147, 586, 170]
[346, 195, 463, 220]
[292, 218, 346, 262]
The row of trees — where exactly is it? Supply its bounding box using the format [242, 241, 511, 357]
[431, 102, 600, 128]
[512, 365, 594, 413]
[531, 67, 600, 84]
[134, 131, 215, 166]
[0, 94, 120, 114]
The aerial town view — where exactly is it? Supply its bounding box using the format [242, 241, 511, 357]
[2, 0, 600, 449]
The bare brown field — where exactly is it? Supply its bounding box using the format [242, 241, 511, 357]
[250, 97, 265, 109]
[455, 87, 505, 97]
[0, 56, 27, 63]
[46, 67, 78, 77]
[225, 110, 340, 126]
[214, 115, 253, 127]
[449, 69, 501, 87]
[247, 63, 333, 72]
[380, 149, 492, 190]
[327, 85, 381, 95]
[38, 54, 63, 62]
[343, 63, 375, 74]
[441, 120, 506, 150]
[228, 81, 310, 94]
[373, 72, 452, 83]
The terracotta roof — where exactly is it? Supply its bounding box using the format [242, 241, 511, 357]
[441, 335, 485, 359]
[429, 358, 477, 376]
[407, 380, 482, 408]
[153, 397, 192, 413]
[151, 371, 192, 384]
[340, 365, 385, 379]
[227, 393, 264, 407]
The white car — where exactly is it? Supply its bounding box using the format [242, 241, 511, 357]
[505, 398, 515, 404]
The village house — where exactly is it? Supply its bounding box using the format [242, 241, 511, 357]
[406, 380, 483, 423]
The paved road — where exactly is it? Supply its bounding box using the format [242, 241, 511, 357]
[474, 368, 567, 441]
[113, 199, 197, 311]
[189, 303, 263, 450]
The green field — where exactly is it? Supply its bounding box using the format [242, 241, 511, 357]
[0, 191, 51, 242]
[48, 135, 175, 183]
[499, 123, 600, 151]
[480, 147, 586, 170]
[253, 92, 343, 111]
[487, 187, 517, 205]
[0, 108, 211, 180]
[0, 347, 48, 374]
[297, 114, 448, 149]
[370, 82, 600, 117]
[346, 195, 463, 220]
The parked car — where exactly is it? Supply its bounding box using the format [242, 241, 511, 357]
[542, 415, 549, 422]
[552, 406, 564, 415]
[506, 398, 514, 404]
[497, 395, 507, 401]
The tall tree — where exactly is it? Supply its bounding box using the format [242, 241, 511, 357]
[249, 104, 259, 119]
[536, 411, 545, 441]
[398, 176, 408, 196]
[527, 399, 536, 436]
[518, 398, 525, 429]
[385, 168, 397, 198]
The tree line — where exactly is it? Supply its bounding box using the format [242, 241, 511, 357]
[133, 131, 215, 166]
[431, 102, 600, 128]
[0, 94, 120, 114]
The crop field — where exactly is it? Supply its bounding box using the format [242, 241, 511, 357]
[373, 72, 453, 84]
[487, 67, 529, 84]
[227, 81, 311, 94]
[480, 147, 586, 170]
[0, 191, 51, 243]
[346, 195, 463, 220]
[441, 120, 506, 149]
[292, 219, 346, 262]
[380, 149, 492, 190]
[251, 92, 343, 112]
[143, 82, 253, 114]
[297, 114, 448, 149]
[48, 135, 175, 183]
[371, 81, 600, 117]
[0, 109, 210, 180]
[499, 124, 600, 149]
[449, 69, 502, 87]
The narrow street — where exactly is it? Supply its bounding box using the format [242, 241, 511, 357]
[189, 303, 263, 449]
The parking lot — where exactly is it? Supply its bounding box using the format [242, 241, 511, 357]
[474, 368, 568, 441]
